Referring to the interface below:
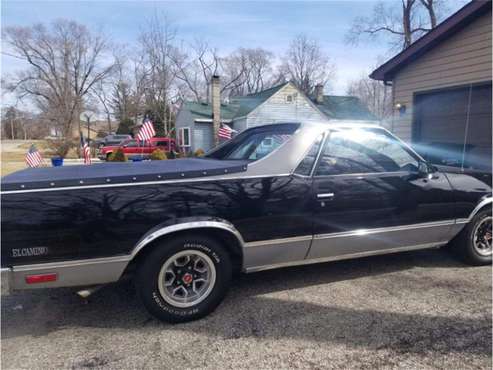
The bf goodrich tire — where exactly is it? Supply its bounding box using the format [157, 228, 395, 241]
[452, 209, 492, 266]
[136, 235, 232, 323]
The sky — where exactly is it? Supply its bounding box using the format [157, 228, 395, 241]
[1, 0, 469, 110]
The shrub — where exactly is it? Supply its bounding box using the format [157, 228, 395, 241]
[149, 149, 167, 160]
[46, 138, 74, 158]
[108, 148, 127, 162]
[194, 148, 205, 157]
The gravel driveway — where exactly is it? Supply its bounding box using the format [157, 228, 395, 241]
[1, 248, 491, 369]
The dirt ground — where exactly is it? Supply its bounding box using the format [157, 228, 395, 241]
[1, 248, 491, 369]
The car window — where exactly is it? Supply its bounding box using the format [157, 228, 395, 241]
[206, 123, 299, 161]
[226, 133, 292, 160]
[294, 134, 324, 176]
[315, 129, 419, 176]
[125, 140, 146, 148]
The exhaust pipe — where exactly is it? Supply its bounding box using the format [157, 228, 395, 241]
[76, 286, 102, 299]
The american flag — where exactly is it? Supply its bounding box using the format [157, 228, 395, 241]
[136, 117, 156, 141]
[218, 124, 235, 140]
[25, 144, 43, 168]
[80, 132, 91, 165]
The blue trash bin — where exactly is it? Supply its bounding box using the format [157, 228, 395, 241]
[51, 157, 64, 167]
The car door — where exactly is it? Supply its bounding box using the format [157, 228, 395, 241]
[306, 127, 456, 260]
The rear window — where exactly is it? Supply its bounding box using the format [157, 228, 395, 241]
[206, 123, 299, 161]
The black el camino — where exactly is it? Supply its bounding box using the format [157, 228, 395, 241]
[1, 122, 491, 322]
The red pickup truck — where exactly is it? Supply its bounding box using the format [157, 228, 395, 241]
[98, 137, 176, 160]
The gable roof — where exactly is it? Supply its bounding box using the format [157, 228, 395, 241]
[311, 95, 377, 121]
[179, 81, 377, 123]
[370, 0, 492, 81]
[179, 82, 289, 122]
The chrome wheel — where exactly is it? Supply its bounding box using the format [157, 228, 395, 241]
[473, 216, 492, 256]
[157, 250, 216, 308]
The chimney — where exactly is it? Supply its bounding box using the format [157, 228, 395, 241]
[315, 84, 324, 104]
[211, 75, 221, 146]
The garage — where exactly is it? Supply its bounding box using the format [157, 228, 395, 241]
[370, 0, 491, 174]
[413, 83, 492, 171]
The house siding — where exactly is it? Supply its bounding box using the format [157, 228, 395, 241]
[246, 84, 326, 128]
[193, 122, 214, 152]
[391, 11, 492, 141]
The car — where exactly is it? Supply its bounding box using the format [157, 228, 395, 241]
[95, 134, 132, 148]
[1, 121, 491, 323]
[98, 137, 176, 160]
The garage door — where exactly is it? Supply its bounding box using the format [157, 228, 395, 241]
[413, 82, 492, 172]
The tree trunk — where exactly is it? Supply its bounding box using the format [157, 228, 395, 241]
[402, 0, 413, 49]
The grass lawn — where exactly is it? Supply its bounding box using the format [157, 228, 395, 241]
[1, 140, 56, 176]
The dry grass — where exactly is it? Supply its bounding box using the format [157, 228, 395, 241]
[1, 140, 54, 176]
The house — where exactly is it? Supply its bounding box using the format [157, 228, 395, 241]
[370, 0, 492, 171]
[175, 77, 377, 152]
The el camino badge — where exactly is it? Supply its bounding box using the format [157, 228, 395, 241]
[12, 247, 49, 258]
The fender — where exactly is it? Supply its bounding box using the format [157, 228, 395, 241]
[131, 217, 245, 260]
[467, 196, 492, 221]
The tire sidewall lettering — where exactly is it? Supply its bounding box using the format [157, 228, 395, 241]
[182, 243, 221, 264]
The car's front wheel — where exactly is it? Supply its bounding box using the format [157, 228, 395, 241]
[136, 235, 232, 323]
[452, 208, 492, 265]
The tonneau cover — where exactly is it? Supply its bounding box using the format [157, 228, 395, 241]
[1, 158, 248, 191]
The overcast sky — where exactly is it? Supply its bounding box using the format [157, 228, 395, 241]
[1, 0, 469, 109]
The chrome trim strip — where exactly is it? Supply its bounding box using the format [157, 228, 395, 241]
[245, 241, 446, 273]
[12, 255, 131, 272]
[317, 193, 334, 199]
[244, 235, 312, 248]
[313, 220, 456, 240]
[456, 218, 469, 224]
[132, 221, 245, 258]
[467, 197, 492, 221]
[309, 132, 327, 177]
[1, 174, 291, 195]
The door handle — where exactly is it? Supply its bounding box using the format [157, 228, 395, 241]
[317, 193, 335, 199]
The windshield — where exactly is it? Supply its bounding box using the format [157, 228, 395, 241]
[206, 123, 299, 161]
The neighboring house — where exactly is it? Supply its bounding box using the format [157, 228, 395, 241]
[370, 0, 492, 171]
[175, 81, 377, 152]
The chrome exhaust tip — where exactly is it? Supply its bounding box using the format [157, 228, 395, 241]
[76, 286, 102, 299]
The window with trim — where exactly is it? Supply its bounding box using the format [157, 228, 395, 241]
[179, 127, 191, 147]
[294, 134, 324, 176]
[315, 129, 420, 176]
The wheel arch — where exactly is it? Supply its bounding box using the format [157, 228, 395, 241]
[126, 219, 245, 275]
[468, 196, 492, 221]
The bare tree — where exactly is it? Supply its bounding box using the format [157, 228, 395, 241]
[280, 34, 335, 95]
[138, 13, 180, 134]
[346, 73, 392, 121]
[224, 48, 275, 96]
[3, 20, 115, 151]
[346, 0, 445, 51]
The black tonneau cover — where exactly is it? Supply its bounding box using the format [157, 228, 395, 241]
[1, 158, 248, 191]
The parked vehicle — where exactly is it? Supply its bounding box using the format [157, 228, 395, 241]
[95, 134, 132, 148]
[98, 137, 176, 160]
[1, 122, 491, 323]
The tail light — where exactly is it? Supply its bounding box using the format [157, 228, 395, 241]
[25, 273, 57, 284]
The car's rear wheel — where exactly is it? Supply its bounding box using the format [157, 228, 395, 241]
[452, 208, 492, 265]
[136, 235, 232, 323]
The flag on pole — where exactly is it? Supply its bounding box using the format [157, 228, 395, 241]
[80, 132, 91, 165]
[25, 144, 43, 168]
[136, 117, 156, 141]
[218, 124, 235, 140]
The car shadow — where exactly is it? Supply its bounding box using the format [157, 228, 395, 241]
[1, 248, 491, 356]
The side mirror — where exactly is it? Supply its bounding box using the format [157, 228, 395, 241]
[419, 161, 439, 179]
